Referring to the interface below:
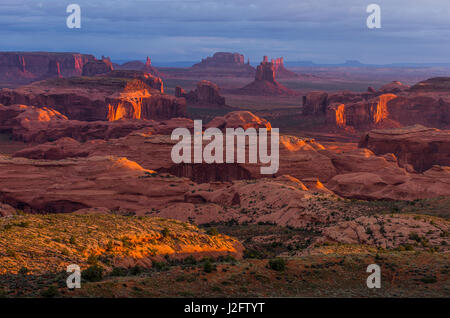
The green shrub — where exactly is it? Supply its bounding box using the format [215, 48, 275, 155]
[203, 259, 216, 273]
[82, 265, 104, 282]
[183, 255, 197, 265]
[268, 258, 286, 271]
[152, 261, 169, 271]
[129, 265, 144, 276]
[110, 266, 128, 277]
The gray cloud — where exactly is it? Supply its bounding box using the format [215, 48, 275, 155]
[0, 0, 449, 63]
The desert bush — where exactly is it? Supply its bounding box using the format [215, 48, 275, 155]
[110, 266, 128, 277]
[268, 258, 286, 271]
[82, 265, 104, 282]
[203, 259, 216, 273]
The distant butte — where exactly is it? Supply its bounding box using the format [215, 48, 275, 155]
[230, 56, 297, 96]
[116, 56, 165, 78]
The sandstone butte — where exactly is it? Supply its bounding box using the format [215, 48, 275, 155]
[0, 70, 186, 122]
[115, 56, 165, 78]
[190, 52, 256, 77]
[302, 77, 450, 131]
[175, 80, 233, 109]
[190, 52, 300, 79]
[231, 56, 297, 96]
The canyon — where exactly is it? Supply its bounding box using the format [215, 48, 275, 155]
[0, 51, 448, 298]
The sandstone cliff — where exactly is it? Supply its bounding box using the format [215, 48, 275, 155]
[0, 52, 95, 87]
[302, 78, 450, 131]
[359, 125, 450, 172]
[0, 71, 185, 122]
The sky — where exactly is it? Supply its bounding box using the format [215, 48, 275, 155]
[0, 0, 449, 65]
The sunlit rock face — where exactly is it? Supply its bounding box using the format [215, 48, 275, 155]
[0, 71, 185, 122]
[271, 57, 299, 78]
[302, 77, 450, 131]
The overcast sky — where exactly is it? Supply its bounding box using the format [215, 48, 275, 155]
[0, 0, 449, 64]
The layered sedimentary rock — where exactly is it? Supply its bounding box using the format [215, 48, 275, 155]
[233, 56, 296, 96]
[359, 125, 450, 172]
[82, 57, 114, 76]
[0, 71, 184, 122]
[0, 52, 95, 86]
[176, 80, 230, 108]
[191, 52, 255, 77]
[194, 52, 246, 67]
[0, 103, 192, 143]
[302, 77, 450, 131]
[271, 57, 299, 78]
[325, 93, 398, 129]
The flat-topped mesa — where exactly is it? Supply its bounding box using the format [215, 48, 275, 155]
[190, 52, 255, 77]
[46, 59, 62, 78]
[0, 52, 96, 86]
[194, 52, 246, 67]
[104, 70, 164, 93]
[0, 71, 185, 122]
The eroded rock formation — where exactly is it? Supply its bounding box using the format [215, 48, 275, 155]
[0, 71, 184, 122]
[176, 80, 230, 108]
[82, 57, 114, 76]
[302, 77, 450, 131]
[232, 56, 296, 96]
[359, 125, 450, 172]
[0, 52, 95, 86]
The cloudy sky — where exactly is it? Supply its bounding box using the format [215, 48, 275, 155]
[0, 0, 449, 65]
